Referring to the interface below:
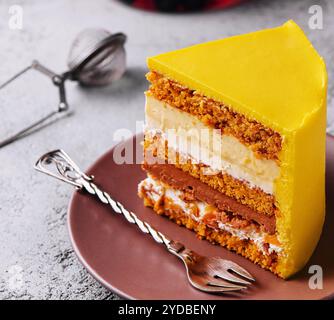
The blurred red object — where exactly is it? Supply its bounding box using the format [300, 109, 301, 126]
[119, 0, 246, 12]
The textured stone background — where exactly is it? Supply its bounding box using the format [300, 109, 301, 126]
[0, 0, 333, 300]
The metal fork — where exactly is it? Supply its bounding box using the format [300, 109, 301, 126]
[34, 149, 255, 293]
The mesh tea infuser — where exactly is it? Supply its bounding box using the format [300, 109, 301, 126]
[0, 29, 126, 148]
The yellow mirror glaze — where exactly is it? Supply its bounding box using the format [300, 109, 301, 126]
[147, 20, 327, 278]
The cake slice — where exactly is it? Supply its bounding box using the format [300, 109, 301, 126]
[138, 20, 327, 279]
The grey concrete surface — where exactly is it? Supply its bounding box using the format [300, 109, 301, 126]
[0, 0, 333, 300]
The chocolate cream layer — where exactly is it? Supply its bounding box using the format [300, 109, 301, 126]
[143, 161, 276, 234]
[139, 176, 281, 257]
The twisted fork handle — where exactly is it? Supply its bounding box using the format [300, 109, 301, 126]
[34, 149, 185, 255]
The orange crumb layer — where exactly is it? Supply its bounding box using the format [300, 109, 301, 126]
[146, 71, 282, 161]
[139, 189, 279, 276]
[144, 134, 278, 217]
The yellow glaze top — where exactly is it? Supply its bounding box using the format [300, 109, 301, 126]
[147, 21, 327, 278]
[147, 20, 327, 134]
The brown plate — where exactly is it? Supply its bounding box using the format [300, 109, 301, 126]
[68, 134, 334, 300]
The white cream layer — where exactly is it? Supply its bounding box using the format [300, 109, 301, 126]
[139, 176, 282, 255]
[145, 95, 280, 194]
